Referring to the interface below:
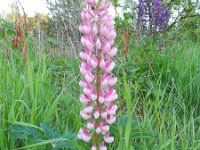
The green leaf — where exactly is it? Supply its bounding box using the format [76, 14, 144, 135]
[14, 138, 71, 150]
[10, 124, 45, 142]
[0, 128, 4, 150]
[132, 132, 154, 139]
[123, 71, 132, 150]
[62, 131, 74, 139]
[40, 122, 60, 139]
[47, 37, 58, 44]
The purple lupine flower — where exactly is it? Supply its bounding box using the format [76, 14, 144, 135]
[137, 0, 169, 35]
[152, 0, 162, 25]
[151, 0, 161, 34]
[159, 6, 169, 33]
[78, 0, 118, 149]
[136, 0, 149, 34]
[151, 0, 169, 34]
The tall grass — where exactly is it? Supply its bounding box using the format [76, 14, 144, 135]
[0, 35, 200, 150]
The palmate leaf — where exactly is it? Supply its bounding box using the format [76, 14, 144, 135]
[118, 115, 139, 129]
[117, 115, 154, 142]
[62, 131, 74, 139]
[40, 122, 61, 139]
[10, 131, 28, 140]
[10, 124, 45, 142]
[10, 122, 75, 149]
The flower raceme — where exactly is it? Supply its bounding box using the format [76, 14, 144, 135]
[78, 0, 118, 149]
[136, 0, 169, 35]
[151, 0, 169, 33]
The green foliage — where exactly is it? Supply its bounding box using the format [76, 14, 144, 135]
[115, 12, 134, 31]
[113, 28, 200, 149]
[0, 1, 200, 149]
[110, 0, 119, 6]
[10, 122, 74, 149]
[179, 15, 200, 42]
[0, 18, 15, 39]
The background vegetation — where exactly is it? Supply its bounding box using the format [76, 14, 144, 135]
[0, 0, 200, 149]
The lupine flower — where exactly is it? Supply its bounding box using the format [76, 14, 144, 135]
[159, 6, 169, 33]
[151, 0, 169, 34]
[136, 0, 169, 35]
[136, 0, 149, 35]
[78, 0, 118, 149]
[151, 0, 162, 27]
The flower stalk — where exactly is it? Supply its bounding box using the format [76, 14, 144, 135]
[78, 0, 118, 149]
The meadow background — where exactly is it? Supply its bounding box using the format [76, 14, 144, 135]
[0, 0, 200, 149]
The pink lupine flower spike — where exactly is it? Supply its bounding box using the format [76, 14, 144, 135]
[78, 0, 118, 149]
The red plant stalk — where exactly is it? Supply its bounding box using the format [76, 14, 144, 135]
[13, 2, 29, 65]
[123, 29, 129, 61]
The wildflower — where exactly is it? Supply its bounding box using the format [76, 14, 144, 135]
[78, 0, 118, 149]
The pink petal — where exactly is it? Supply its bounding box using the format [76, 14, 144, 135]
[80, 52, 87, 60]
[81, 37, 86, 47]
[102, 124, 109, 133]
[111, 93, 118, 101]
[82, 134, 91, 142]
[108, 76, 117, 86]
[105, 61, 115, 73]
[101, 110, 107, 119]
[98, 96, 104, 104]
[81, 10, 86, 20]
[101, 78, 108, 87]
[83, 87, 92, 95]
[108, 31, 116, 40]
[80, 67, 88, 75]
[80, 94, 90, 104]
[87, 119, 94, 129]
[86, 11, 93, 20]
[100, 2, 111, 11]
[108, 47, 117, 57]
[90, 91, 97, 100]
[83, 106, 93, 113]
[77, 133, 82, 140]
[80, 111, 91, 120]
[90, 55, 98, 68]
[86, 0, 96, 6]
[100, 58, 106, 69]
[104, 95, 112, 103]
[96, 38, 101, 50]
[104, 135, 114, 143]
[107, 105, 118, 115]
[85, 74, 94, 83]
[91, 145, 97, 150]
[100, 142, 107, 150]
[95, 126, 101, 134]
[94, 111, 100, 119]
[79, 25, 91, 34]
[79, 80, 87, 88]
[100, 25, 107, 36]
[103, 42, 111, 53]
[92, 23, 98, 35]
[106, 115, 116, 124]
[86, 39, 94, 50]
